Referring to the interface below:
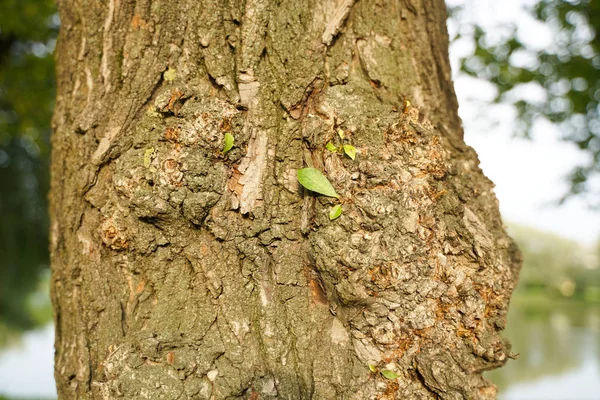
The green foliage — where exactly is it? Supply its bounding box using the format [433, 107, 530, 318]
[381, 370, 399, 380]
[329, 204, 343, 220]
[453, 0, 600, 202]
[0, 0, 57, 342]
[0, 0, 57, 149]
[163, 67, 177, 82]
[508, 223, 600, 299]
[222, 132, 234, 154]
[297, 168, 339, 198]
[143, 147, 155, 168]
[326, 130, 358, 160]
[342, 144, 356, 160]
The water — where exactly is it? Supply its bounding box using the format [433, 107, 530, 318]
[488, 298, 600, 400]
[0, 300, 598, 399]
[0, 325, 56, 399]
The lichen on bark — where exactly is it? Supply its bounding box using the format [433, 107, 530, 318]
[50, 0, 521, 399]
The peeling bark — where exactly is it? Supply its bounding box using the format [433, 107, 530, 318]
[322, 0, 356, 46]
[50, 1, 521, 399]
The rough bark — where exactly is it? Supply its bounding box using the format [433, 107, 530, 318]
[50, 0, 521, 399]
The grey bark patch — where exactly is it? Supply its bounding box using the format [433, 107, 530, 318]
[416, 350, 475, 400]
[331, 317, 351, 345]
[182, 192, 220, 225]
[353, 338, 382, 365]
[234, 128, 268, 214]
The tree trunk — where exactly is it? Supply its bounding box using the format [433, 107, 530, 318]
[50, 0, 521, 399]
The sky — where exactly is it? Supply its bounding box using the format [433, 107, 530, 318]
[447, 0, 600, 246]
[0, 325, 55, 397]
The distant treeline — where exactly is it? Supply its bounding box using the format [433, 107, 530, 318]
[509, 224, 600, 302]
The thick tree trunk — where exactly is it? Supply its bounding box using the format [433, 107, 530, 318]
[50, 0, 521, 399]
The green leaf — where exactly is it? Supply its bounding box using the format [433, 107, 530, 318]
[164, 67, 177, 82]
[223, 132, 234, 154]
[329, 204, 343, 220]
[343, 145, 356, 160]
[326, 142, 338, 152]
[144, 147, 155, 168]
[381, 370, 399, 380]
[337, 128, 345, 140]
[297, 168, 339, 198]
[368, 364, 377, 373]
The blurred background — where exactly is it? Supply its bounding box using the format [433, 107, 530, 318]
[0, 0, 598, 399]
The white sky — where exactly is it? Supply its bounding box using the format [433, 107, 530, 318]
[447, 0, 600, 246]
[0, 325, 55, 397]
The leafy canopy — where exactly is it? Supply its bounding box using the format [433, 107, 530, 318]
[0, 0, 57, 341]
[451, 0, 600, 203]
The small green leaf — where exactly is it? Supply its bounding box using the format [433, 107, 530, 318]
[329, 204, 343, 220]
[297, 168, 339, 198]
[343, 145, 356, 160]
[326, 142, 338, 152]
[223, 132, 234, 154]
[337, 128, 345, 140]
[381, 370, 399, 380]
[144, 147, 155, 168]
[164, 67, 177, 82]
[368, 364, 377, 373]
